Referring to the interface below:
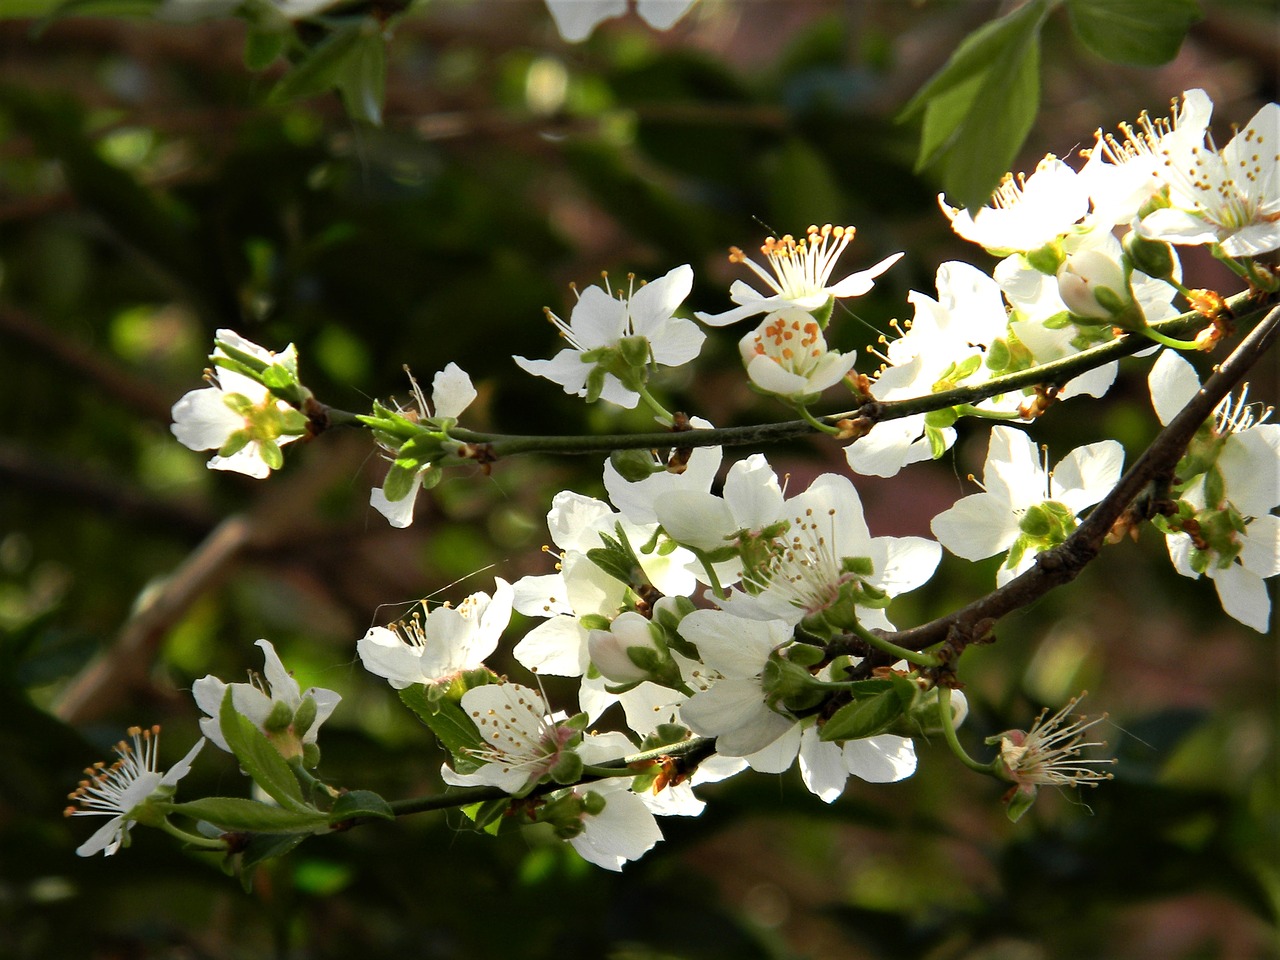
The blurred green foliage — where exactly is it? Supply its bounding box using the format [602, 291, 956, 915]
[0, 3, 1276, 959]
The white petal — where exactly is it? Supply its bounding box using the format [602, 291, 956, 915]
[1052, 440, 1124, 513]
[1239, 515, 1280, 580]
[512, 616, 589, 676]
[931, 493, 1019, 561]
[544, 0, 625, 41]
[825, 252, 904, 297]
[677, 610, 789, 677]
[1148, 350, 1201, 426]
[744, 722, 802, 774]
[370, 473, 423, 529]
[1211, 562, 1271, 632]
[635, 0, 697, 29]
[628, 263, 693, 334]
[867, 536, 941, 596]
[842, 735, 917, 783]
[430, 363, 476, 420]
[798, 726, 849, 803]
[570, 785, 662, 870]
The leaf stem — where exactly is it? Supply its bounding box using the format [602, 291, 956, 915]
[937, 688, 995, 775]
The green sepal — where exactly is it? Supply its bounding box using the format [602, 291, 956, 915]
[1004, 783, 1037, 822]
[1041, 310, 1073, 330]
[609, 448, 663, 482]
[586, 524, 649, 591]
[380, 461, 420, 503]
[293, 696, 318, 739]
[260, 439, 285, 471]
[810, 297, 835, 329]
[329, 790, 394, 824]
[260, 362, 297, 391]
[617, 334, 651, 369]
[819, 689, 906, 742]
[926, 425, 950, 460]
[550, 749, 584, 785]
[1024, 242, 1065, 276]
[985, 338, 1011, 371]
[263, 699, 294, 733]
[219, 689, 309, 811]
[166, 797, 327, 833]
[924, 406, 959, 430]
[785, 643, 825, 668]
[217, 430, 252, 459]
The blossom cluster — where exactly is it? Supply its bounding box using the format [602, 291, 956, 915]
[70, 89, 1277, 875]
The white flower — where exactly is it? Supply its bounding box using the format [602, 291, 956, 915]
[563, 731, 666, 870]
[992, 695, 1114, 791]
[677, 610, 798, 757]
[370, 362, 477, 529]
[1148, 350, 1280, 631]
[931, 425, 1124, 585]
[696, 224, 902, 327]
[601, 417, 721, 525]
[1137, 101, 1280, 257]
[940, 157, 1090, 254]
[192, 639, 341, 758]
[655, 453, 784, 557]
[170, 329, 305, 479]
[1079, 89, 1214, 226]
[442, 683, 578, 795]
[545, 0, 698, 42]
[847, 261, 1014, 478]
[514, 265, 702, 409]
[511, 491, 698, 677]
[65, 726, 204, 857]
[738, 307, 857, 400]
[357, 579, 513, 689]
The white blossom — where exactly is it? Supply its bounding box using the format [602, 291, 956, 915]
[940, 157, 1090, 254]
[170, 329, 305, 479]
[696, 224, 902, 327]
[514, 265, 701, 408]
[192, 639, 341, 757]
[931, 426, 1124, 585]
[358, 579, 513, 689]
[65, 726, 204, 857]
[370, 362, 477, 529]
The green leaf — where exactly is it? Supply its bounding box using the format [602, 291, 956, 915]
[219, 689, 309, 811]
[268, 23, 365, 107]
[329, 790, 394, 824]
[238, 832, 310, 876]
[336, 33, 387, 126]
[899, 0, 1049, 209]
[245, 28, 289, 72]
[398, 686, 485, 761]
[462, 799, 512, 835]
[819, 689, 906, 742]
[1066, 0, 1200, 66]
[166, 797, 328, 833]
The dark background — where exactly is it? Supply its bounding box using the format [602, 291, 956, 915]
[0, 2, 1276, 957]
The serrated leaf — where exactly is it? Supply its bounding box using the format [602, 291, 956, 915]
[165, 797, 328, 833]
[1066, 0, 1200, 66]
[819, 689, 906, 742]
[219, 689, 308, 811]
[398, 686, 485, 760]
[329, 790, 394, 823]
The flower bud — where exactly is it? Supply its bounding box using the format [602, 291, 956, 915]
[1056, 249, 1139, 327]
[587, 611, 665, 684]
[609, 448, 665, 483]
[1122, 231, 1177, 283]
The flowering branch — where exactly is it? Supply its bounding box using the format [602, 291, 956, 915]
[884, 302, 1280, 659]
[295, 293, 1269, 461]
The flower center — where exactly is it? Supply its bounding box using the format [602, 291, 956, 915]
[731, 223, 854, 299]
[749, 313, 828, 376]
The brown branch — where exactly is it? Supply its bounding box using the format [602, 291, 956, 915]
[885, 303, 1280, 659]
[0, 304, 176, 422]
